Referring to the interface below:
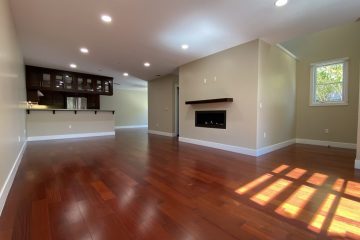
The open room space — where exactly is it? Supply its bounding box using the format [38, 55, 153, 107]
[1, 0, 360, 239]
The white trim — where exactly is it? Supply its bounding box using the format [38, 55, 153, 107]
[355, 159, 360, 169]
[276, 44, 298, 60]
[179, 137, 257, 156]
[0, 141, 27, 216]
[115, 125, 148, 129]
[296, 138, 356, 149]
[148, 130, 176, 137]
[27, 131, 115, 141]
[174, 84, 179, 136]
[256, 139, 296, 156]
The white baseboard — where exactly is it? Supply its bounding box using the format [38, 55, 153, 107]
[115, 125, 148, 129]
[179, 137, 257, 156]
[27, 131, 115, 141]
[0, 141, 27, 216]
[296, 138, 356, 149]
[148, 130, 177, 137]
[355, 159, 360, 169]
[256, 139, 296, 156]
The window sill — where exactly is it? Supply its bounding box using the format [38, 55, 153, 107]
[309, 102, 348, 107]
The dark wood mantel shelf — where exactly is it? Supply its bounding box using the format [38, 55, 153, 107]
[185, 98, 233, 105]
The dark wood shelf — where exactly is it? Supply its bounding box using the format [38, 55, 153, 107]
[26, 109, 115, 115]
[185, 98, 233, 105]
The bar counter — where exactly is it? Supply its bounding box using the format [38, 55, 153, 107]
[26, 109, 115, 141]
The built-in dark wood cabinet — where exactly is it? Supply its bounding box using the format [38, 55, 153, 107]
[26, 65, 113, 95]
[26, 65, 113, 109]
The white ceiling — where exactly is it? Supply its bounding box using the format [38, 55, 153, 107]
[10, 0, 360, 87]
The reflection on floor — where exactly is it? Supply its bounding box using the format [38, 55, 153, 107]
[236, 165, 360, 239]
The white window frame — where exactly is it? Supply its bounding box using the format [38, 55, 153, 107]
[309, 58, 349, 106]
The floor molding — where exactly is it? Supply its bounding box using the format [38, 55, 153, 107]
[256, 139, 296, 156]
[115, 125, 148, 129]
[148, 130, 177, 137]
[179, 137, 257, 156]
[0, 141, 27, 216]
[27, 131, 115, 141]
[355, 159, 360, 169]
[296, 138, 356, 149]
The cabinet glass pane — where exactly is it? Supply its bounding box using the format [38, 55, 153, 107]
[77, 78, 84, 90]
[55, 75, 64, 89]
[96, 80, 103, 92]
[64, 75, 73, 89]
[86, 79, 93, 91]
[104, 81, 110, 93]
[42, 73, 51, 88]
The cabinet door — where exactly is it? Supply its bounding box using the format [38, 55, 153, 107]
[64, 74, 74, 90]
[55, 74, 64, 89]
[96, 80, 103, 93]
[41, 73, 52, 88]
[27, 71, 41, 88]
[77, 77, 85, 91]
[104, 80, 113, 94]
[85, 78, 94, 92]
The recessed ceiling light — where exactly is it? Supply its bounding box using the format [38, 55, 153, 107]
[101, 15, 112, 23]
[275, 0, 288, 7]
[144, 62, 151, 67]
[181, 44, 189, 50]
[70, 63, 77, 68]
[123, 72, 129, 77]
[80, 47, 89, 54]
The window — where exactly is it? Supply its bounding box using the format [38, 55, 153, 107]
[310, 58, 348, 106]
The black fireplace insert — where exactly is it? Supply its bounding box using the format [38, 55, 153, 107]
[195, 110, 226, 129]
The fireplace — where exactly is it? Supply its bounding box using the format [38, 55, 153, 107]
[195, 110, 226, 129]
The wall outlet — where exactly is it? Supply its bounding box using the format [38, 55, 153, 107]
[259, 102, 263, 109]
[263, 132, 267, 138]
[69, 125, 72, 129]
[324, 129, 329, 134]
[18, 136, 21, 142]
[203, 78, 207, 84]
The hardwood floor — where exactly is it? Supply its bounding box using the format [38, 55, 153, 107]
[0, 128, 359, 240]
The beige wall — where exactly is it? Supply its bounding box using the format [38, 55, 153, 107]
[101, 88, 148, 127]
[26, 111, 114, 137]
[283, 22, 360, 143]
[257, 40, 296, 148]
[0, 0, 26, 209]
[179, 40, 259, 149]
[148, 74, 177, 133]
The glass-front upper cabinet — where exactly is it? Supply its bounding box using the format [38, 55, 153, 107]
[96, 80, 103, 92]
[55, 74, 64, 89]
[64, 74, 73, 90]
[41, 73, 51, 88]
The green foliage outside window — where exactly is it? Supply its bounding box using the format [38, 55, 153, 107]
[315, 63, 343, 103]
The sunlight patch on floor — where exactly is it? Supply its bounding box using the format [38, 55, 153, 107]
[250, 179, 292, 206]
[285, 168, 307, 180]
[307, 173, 328, 186]
[235, 174, 273, 195]
[271, 165, 289, 174]
[275, 185, 316, 218]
